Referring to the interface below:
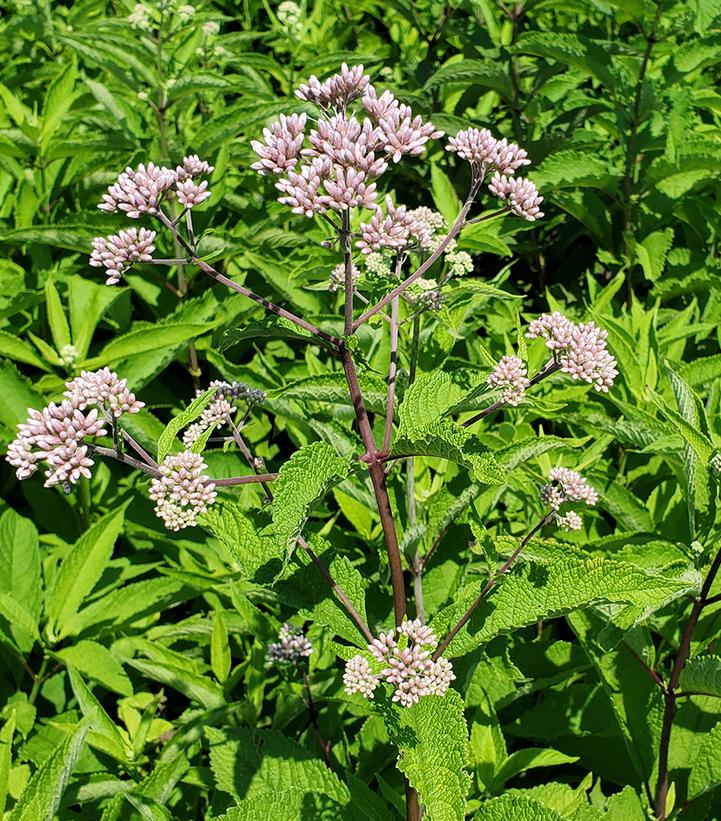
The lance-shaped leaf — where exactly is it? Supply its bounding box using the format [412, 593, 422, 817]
[157, 387, 216, 462]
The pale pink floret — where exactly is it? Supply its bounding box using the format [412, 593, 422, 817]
[98, 162, 176, 218]
[487, 355, 530, 406]
[176, 178, 211, 208]
[320, 167, 377, 211]
[251, 113, 307, 176]
[65, 368, 144, 418]
[343, 655, 379, 698]
[266, 623, 312, 666]
[356, 196, 432, 254]
[545, 467, 598, 507]
[89, 227, 156, 285]
[488, 172, 544, 221]
[557, 511, 583, 532]
[295, 63, 371, 110]
[526, 312, 574, 351]
[377, 103, 443, 163]
[176, 154, 214, 181]
[560, 321, 618, 392]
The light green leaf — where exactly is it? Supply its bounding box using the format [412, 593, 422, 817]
[0, 593, 41, 648]
[47, 506, 127, 640]
[86, 323, 211, 367]
[125, 659, 224, 710]
[39, 62, 78, 151]
[489, 749, 578, 791]
[431, 556, 697, 657]
[56, 640, 133, 696]
[688, 720, 721, 798]
[211, 611, 231, 683]
[301, 555, 368, 646]
[430, 165, 460, 225]
[68, 276, 123, 359]
[67, 665, 132, 762]
[633, 229, 674, 282]
[0, 330, 49, 370]
[0, 509, 41, 649]
[272, 441, 352, 556]
[0, 714, 15, 816]
[9, 720, 89, 821]
[44, 278, 71, 352]
[679, 655, 721, 698]
[157, 388, 215, 462]
[384, 689, 470, 821]
[473, 795, 564, 820]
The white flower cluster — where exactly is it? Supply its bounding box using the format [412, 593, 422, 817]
[487, 355, 530, 406]
[6, 369, 143, 488]
[266, 623, 312, 666]
[328, 263, 360, 293]
[539, 467, 598, 533]
[149, 451, 216, 531]
[182, 381, 266, 447]
[343, 619, 455, 708]
[527, 312, 618, 392]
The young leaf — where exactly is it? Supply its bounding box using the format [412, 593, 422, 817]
[44, 277, 71, 352]
[156, 388, 215, 462]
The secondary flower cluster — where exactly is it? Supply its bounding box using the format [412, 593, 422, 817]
[527, 312, 618, 392]
[182, 380, 266, 448]
[251, 64, 442, 219]
[343, 619, 455, 708]
[149, 450, 216, 531]
[265, 623, 313, 667]
[487, 356, 530, 406]
[90, 155, 214, 285]
[6, 369, 143, 488]
[540, 467, 598, 532]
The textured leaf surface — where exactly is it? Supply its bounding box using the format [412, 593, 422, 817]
[473, 795, 564, 820]
[157, 387, 215, 462]
[679, 655, 721, 697]
[688, 720, 721, 798]
[383, 690, 470, 821]
[56, 640, 132, 696]
[272, 442, 352, 556]
[431, 556, 696, 657]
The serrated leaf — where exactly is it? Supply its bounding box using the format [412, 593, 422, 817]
[157, 388, 215, 462]
[383, 689, 470, 821]
[431, 556, 697, 658]
[0, 593, 40, 649]
[47, 505, 127, 640]
[301, 555, 368, 646]
[0, 330, 49, 370]
[489, 748, 578, 791]
[272, 442, 352, 557]
[679, 655, 721, 697]
[9, 720, 89, 821]
[0, 714, 15, 816]
[473, 795, 564, 820]
[86, 323, 211, 368]
[56, 640, 132, 696]
[633, 228, 674, 282]
[688, 720, 721, 798]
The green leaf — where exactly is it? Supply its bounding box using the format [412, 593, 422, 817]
[125, 658, 224, 710]
[272, 442, 352, 557]
[46, 506, 126, 640]
[0, 714, 15, 816]
[513, 32, 616, 87]
[383, 689, 470, 821]
[39, 62, 78, 151]
[44, 278, 71, 352]
[56, 640, 132, 696]
[207, 726, 350, 806]
[688, 720, 721, 798]
[211, 611, 231, 683]
[680, 655, 721, 697]
[633, 229, 674, 282]
[157, 388, 215, 463]
[66, 665, 132, 762]
[68, 276, 123, 360]
[9, 720, 89, 821]
[431, 555, 697, 658]
[0, 509, 41, 649]
[86, 323, 211, 367]
[489, 749, 578, 792]
[473, 795, 564, 820]
[531, 150, 616, 191]
[221, 317, 315, 350]
[0, 330, 49, 370]
[0, 593, 41, 649]
[301, 555, 368, 646]
[430, 165, 460, 225]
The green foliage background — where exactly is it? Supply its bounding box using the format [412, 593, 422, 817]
[2, 0, 721, 818]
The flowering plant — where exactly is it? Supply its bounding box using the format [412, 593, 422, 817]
[3, 6, 721, 818]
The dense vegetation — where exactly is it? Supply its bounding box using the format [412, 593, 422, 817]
[2, 1, 721, 819]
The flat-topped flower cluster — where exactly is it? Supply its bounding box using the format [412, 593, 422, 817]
[343, 618, 455, 708]
[6, 369, 143, 488]
[149, 450, 216, 531]
[266, 623, 313, 667]
[540, 467, 598, 532]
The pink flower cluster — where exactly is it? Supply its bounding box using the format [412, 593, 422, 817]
[357, 196, 435, 255]
[265, 623, 312, 666]
[92, 154, 214, 284]
[539, 467, 597, 533]
[90, 227, 156, 285]
[487, 355, 530, 406]
[343, 619, 455, 708]
[489, 173, 544, 222]
[527, 313, 618, 392]
[251, 64, 442, 218]
[149, 450, 217, 531]
[6, 369, 143, 488]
